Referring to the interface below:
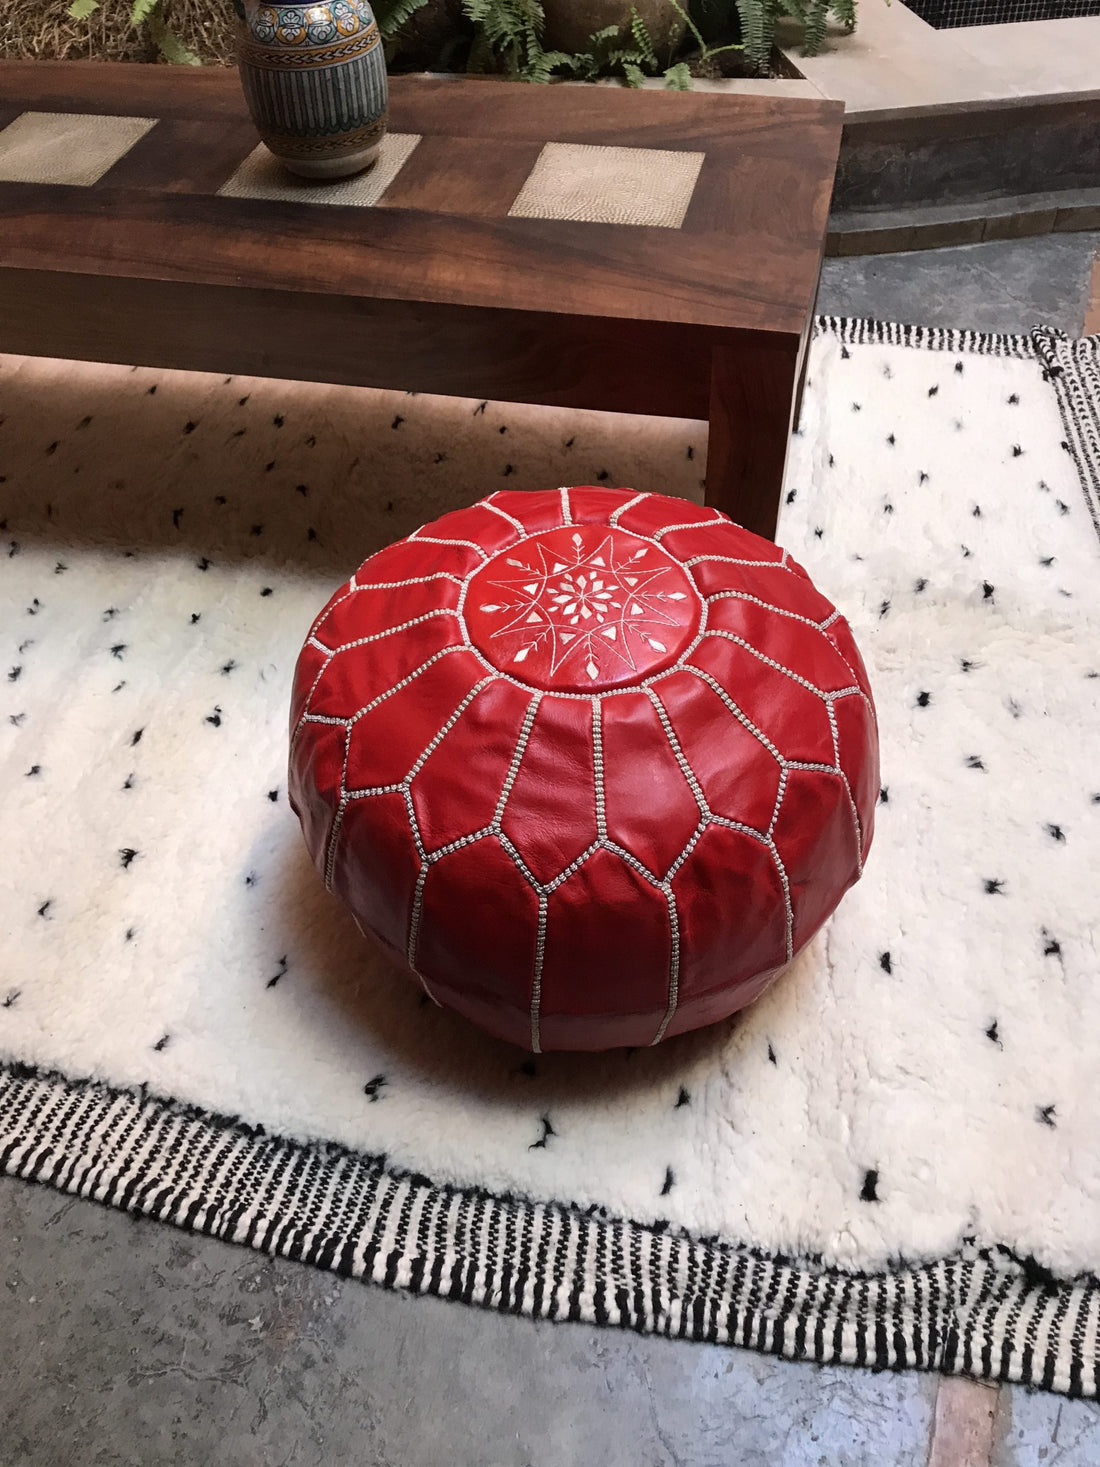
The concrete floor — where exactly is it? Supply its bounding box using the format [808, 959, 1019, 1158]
[2, 232, 1099, 1467]
[819, 229, 1100, 338]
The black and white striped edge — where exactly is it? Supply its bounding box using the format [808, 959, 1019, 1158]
[5, 318, 1100, 1397]
[815, 316, 1036, 359]
[1031, 326, 1100, 547]
[5, 1057, 1100, 1398]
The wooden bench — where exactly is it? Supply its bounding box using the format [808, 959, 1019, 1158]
[0, 63, 842, 538]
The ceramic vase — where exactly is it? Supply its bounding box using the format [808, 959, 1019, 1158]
[233, 0, 388, 180]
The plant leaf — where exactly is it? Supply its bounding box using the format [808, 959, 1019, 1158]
[147, 13, 203, 62]
[376, 0, 433, 39]
[66, 0, 101, 18]
[664, 0, 705, 53]
[628, 6, 657, 64]
[733, 0, 772, 73]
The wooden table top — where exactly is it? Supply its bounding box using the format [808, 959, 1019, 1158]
[0, 63, 843, 341]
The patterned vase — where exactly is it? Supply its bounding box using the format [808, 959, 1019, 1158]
[233, 0, 388, 180]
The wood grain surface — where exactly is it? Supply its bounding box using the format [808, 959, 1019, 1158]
[0, 63, 841, 334]
[0, 61, 844, 536]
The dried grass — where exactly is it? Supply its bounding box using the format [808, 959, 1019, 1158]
[0, 0, 237, 64]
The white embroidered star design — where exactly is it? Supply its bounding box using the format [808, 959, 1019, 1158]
[476, 531, 690, 681]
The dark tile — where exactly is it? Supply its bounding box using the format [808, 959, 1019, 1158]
[908, 217, 986, 250]
[831, 224, 919, 256]
[1054, 202, 1100, 232]
[820, 229, 1100, 335]
[982, 208, 1059, 242]
[836, 104, 1100, 211]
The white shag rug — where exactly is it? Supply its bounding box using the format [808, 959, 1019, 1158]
[2, 320, 1098, 1394]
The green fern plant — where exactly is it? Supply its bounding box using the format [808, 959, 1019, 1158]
[662, 59, 692, 86]
[730, 0, 855, 72]
[734, 0, 770, 68]
[462, 0, 570, 77]
[459, 0, 649, 86]
[550, 9, 697, 88]
[66, 0, 202, 62]
[665, 0, 744, 68]
[375, 0, 435, 38]
[628, 6, 657, 62]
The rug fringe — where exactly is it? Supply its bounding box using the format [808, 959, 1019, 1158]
[4, 1059, 1100, 1397]
[814, 316, 1035, 359]
[1031, 327, 1100, 548]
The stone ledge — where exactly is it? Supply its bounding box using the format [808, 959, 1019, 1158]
[828, 187, 1100, 255]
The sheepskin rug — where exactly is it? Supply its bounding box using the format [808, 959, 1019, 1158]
[1, 319, 1098, 1394]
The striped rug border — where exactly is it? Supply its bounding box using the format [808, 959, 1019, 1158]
[4, 317, 1100, 1396]
[1031, 326, 1100, 547]
[4, 1058, 1100, 1397]
[815, 316, 1036, 358]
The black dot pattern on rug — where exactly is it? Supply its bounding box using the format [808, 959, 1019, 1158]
[529, 1116, 555, 1151]
[1, 328, 1097, 1340]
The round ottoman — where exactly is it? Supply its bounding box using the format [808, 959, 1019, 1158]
[289, 487, 879, 1052]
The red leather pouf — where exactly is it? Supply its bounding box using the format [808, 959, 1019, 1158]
[289, 488, 879, 1052]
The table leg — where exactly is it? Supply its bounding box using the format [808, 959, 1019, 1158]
[705, 337, 801, 542]
[793, 270, 822, 435]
